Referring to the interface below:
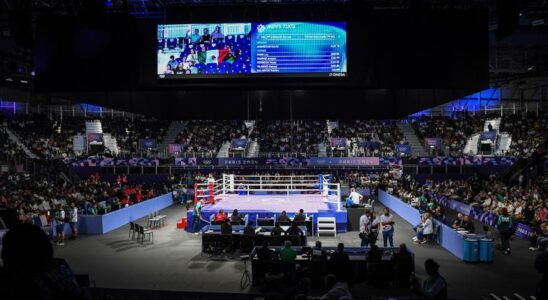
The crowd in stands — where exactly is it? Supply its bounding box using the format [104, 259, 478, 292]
[0, 127, 26, 164]
[255, 120, 327, 155]
[388, 174, 548, 251]
[0, 171, 169, 232]
[175, 120, 247, 155]
[100, 116, 171, 154]
[333, 120, 407, 157]
[410, 114, 485, 156]
[499, 113, 548, 157]
[5, 114, 85, 158]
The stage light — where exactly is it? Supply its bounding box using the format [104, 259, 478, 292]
[20, 80, 28, 84]
[531, 19, 545, 27]
[5, 78, 13, 82]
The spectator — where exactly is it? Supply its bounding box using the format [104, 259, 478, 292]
[329, 243, 350, 282]
[412, 259, 448, 300]
[308, 274, 352, 300]
[381, 207, 395, 247]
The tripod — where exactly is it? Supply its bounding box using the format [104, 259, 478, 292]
[240, 255, 251, 290]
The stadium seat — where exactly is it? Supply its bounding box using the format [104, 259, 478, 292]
[194, 63, 206, 73]
[218, 62, 231, 73]
[167, 38, 177, 49]
[157, 38, 165, 50]
[206, 63, 218, 73]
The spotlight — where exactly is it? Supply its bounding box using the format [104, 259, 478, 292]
[5, 78, 13, 82]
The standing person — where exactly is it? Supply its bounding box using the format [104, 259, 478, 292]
[192, 200, 203, 236]
[381, 207, 395, 247]
[359, 210, 370, 247]
[54, 204, 66, 246]
[497, 208, 513, 255]
[69, 202, 78, 240]
[369, 211, 380, 246]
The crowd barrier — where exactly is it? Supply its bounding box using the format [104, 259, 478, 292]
[77, 193, 173, 234]
[378, 190, 466, 260]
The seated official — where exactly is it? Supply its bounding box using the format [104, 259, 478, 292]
[243, 223, 255, 236]
[271, 223, 285, 237]
[278, 211, 291, 223]
[287, 222, 303, 236]
[293, 209, 306, 223]
[214, 209, 228, 222]
[280, 240, 297, 264]
[452, 213, 464, 230]
[220, 219, 232, 235]
[329, 243, 351, 282]
[461, 215, 475, 233]
[230, 209, 243, 223]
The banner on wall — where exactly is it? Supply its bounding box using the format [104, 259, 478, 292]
[86, 133, 103, 143]
[424, 138, 441, 149]
[168, 144, 185, 154]
[174, 157, 197, 166]
[330, 138, 347, 149]
[231, 139, 248, 150]
[218, 158, 262, 166]
[480, 131, 497, 142]
[309, 157, 380, 166]
[418, 156, 517, 166]
[64, 157, 159, 167]
[396, 144, 412, 156]
[514, 223, 535, 240]
[139, 139, 157, 150]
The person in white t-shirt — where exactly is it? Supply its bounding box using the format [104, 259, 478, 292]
[347, 188, 363, 207]
[359, 211, 370, 247]
[380, 207, 395, 247]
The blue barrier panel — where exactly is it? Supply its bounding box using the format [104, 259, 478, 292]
[77, 193, 174, 235]
[436, 220, 464, 259]
[379, 190, 465, 260]
[378, 190, 421, 225]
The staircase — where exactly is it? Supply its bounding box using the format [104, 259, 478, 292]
[72, 134, 86, 155]
[318, 143, 327, 157]
[463, 134, 480, 155]
[217, 142, 231, 158]
[496, 133, 512, 155]
[85, 120, 103, 134]
[103, 133, 120, 155]
[397, 122, 428, 157]
[246, 140, 259, 158]
[483, 118, 501, 133]
[3, 126, 37, 159]
[158, 121, 187, 157]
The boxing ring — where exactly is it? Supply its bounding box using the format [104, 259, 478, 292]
[185, 174, 348, 233]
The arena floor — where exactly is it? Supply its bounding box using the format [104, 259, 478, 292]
[54, 202, 540, 299]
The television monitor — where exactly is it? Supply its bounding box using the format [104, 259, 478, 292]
[157, 22, 347, 78]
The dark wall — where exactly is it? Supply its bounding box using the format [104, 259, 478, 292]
[34, 3, 488, 119]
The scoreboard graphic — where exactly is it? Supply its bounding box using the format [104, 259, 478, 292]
[157, 22, 347, 78]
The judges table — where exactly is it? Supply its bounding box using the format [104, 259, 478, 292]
[378, 190, 493, 262]
[250, 246, 414, 286]
[201, 225, 308, 254]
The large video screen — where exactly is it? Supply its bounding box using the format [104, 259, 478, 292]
[157, 22, 347, 78]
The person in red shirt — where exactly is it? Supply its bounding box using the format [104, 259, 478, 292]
[135, 192, 143, 203]
[214, 209, 227, 222]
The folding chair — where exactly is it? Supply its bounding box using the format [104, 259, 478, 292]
[138, 224, 154, 245]
[128, 221, 136, 240]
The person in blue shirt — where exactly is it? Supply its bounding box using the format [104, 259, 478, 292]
[190, 28, 201, 44]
